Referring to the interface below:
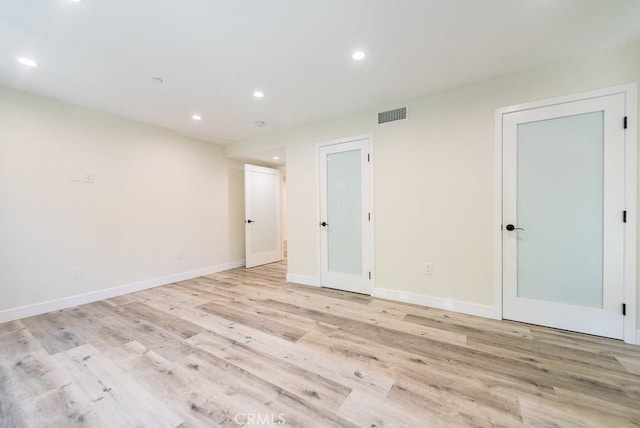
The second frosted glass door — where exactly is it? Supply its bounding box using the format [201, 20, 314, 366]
[319, 138, 371, 294]
[502, 93, 625, 339]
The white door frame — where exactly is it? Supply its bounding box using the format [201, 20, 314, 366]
[317, 134, 374, 294]
[494, 83, 638, 344]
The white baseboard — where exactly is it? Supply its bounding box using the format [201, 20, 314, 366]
[0, 259, 245, 324]
[371, 287, 501, 320]
[286, 273, 321, 287]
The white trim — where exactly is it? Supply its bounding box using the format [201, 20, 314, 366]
[372, 288, 501, 320]
[496, 83, 638, 116]
[637, 329, 640, 344]
[369, 134, 376, 289]
[316, 133, 374, 149]
[495, 83, 638, 344]
[494, 107, 504, 320]
[623, 85, 638, 345]
[0, 260, 245, 324]
[285, 274, 321, 287]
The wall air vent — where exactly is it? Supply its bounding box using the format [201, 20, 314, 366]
[378, 106, 407, 124]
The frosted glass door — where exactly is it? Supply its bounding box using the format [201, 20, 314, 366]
[319, 138, 371, 294]
[244, 164, 282, 268]
[327, 149, 362, 275]
[516, 112, 604, 307]
[502, 93, 625, 339]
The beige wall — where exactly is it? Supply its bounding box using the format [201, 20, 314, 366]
[228, 41, 640, 328]
[0, 85, 245, 314]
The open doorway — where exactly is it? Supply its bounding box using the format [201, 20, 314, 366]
[244, 164, 282, 268]
[227, 148, 287, 269]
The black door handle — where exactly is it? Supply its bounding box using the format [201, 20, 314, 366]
[506, 224, 524, 231]
[320, 221, 328, 227]
[246, 219, 255, 224]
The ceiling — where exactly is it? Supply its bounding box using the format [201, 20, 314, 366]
[1, 0, 640, 146]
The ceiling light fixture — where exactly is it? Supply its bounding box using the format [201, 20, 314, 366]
[69, 0, 82, 2]
[253, 91, 264, 98]
[151, 77, 164, 84]
[352, 51, 366, 61]
[192, 114, 202, 121]
[17, 57, 39, 68]
[255, 121, 266, 127]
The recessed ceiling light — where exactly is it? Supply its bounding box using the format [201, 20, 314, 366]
[273, 156, 279, 160]
[17, 57, 39, 68]
[253, 91, 264, 98]
[192, 114, 202, 121]
[151, 77, 164, 84]
[352, 51, 366, 61]
[255, 121, 266, 127]
[69, 0, 82, 2]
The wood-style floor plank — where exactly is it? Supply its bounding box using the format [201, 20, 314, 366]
[1, 259, 640, 427]
[198, 301, 308, 342]
[53, 344, 183, 427]
[0, 320, 25, 336]
[187, 331, 352, 414]
[20, 312, 85, 355]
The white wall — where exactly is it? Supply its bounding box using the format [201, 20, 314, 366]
[0, 85, 245, 318]
[228, 41, 640, 328]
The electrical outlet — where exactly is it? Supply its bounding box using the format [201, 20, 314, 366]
[424, 263, 433, 276]
[71, 172, 80, 182]
[84, 173, 94, 183]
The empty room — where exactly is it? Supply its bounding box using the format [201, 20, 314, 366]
[2, 1, 640, 426]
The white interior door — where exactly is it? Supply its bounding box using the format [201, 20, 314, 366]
[319, 138, 372, 294]
[244, 164, 282, 268]
[502, 94, 626, 339]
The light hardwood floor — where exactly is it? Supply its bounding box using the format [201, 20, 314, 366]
[1, 261, 640, 427]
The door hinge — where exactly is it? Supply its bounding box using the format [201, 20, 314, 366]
[624, 116, 628, 129]
[623, 303, 626, 316]
[367, 153, 370, 162]
[368, 271, 371, 280]
[623, 210, 627, 223]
